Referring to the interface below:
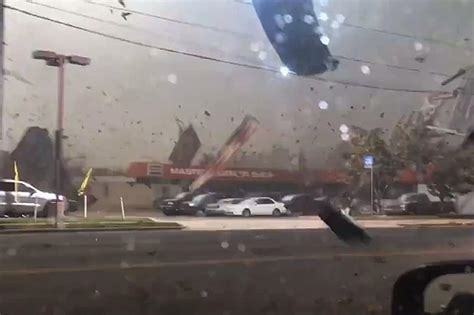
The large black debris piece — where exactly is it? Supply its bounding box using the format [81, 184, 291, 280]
[3, 127, 74, 197]
[168, 125, 201, 167]
[252, 0, 339, 75]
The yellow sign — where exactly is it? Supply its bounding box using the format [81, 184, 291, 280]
[14, 160, 19, 188]
[78, 168, 93, 196]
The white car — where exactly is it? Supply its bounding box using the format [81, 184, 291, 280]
[0, 179, 67, 217]
[226, 197, 289, 217]
[205, 198, 244, 215]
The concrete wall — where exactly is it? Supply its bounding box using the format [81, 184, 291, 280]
[2, 0, 473, 171]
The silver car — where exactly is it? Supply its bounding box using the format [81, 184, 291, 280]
[0, 179, 67, 217]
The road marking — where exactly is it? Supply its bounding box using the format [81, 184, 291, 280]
[0, 248, 472, 276]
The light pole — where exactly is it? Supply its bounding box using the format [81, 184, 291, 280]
[32, 51, 90, 224]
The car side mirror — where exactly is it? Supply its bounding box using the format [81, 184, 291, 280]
[391, 260, 474, 315]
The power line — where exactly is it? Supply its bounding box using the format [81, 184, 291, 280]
[3, 4, 451, 94]
[29, 1, 461, 79]
[233, 0, 473, 52]
[84, 0, 250, 39]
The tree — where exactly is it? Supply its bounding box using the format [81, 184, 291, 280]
[344, 128, 402, 208]
[428, 146, 474, 203]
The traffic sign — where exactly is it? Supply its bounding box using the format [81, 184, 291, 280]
[363, 155, 374, 169]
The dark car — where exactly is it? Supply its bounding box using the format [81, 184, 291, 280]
[398, 193, 454, 215]
[281, 194, 329, 215]
[180, 192, 227, 216]
[159, 192, 194, 216]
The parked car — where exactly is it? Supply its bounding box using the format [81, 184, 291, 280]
[225, 197, 289, 217]
[0, 179, 68, 217]
[396, 193, 455, 215]
[205, 198, 243, 216]
[180, 192, 227, 216]
[281, 194, 329, 215]
[159, 192, 194, 216]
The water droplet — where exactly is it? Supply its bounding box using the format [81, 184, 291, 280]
[335, 14, 346, 23]
[258, 51, 267, 60]
[200, 290, 208, 298]
[283, 14, 293, 23]
[167, 74, 178, 84]
[341, 133, 351, 141]
[220, 241, 229, 249]
[318, 100, 328, 110]
[314, 26, 324, 35]
[280, 66, 290, 76]
[414, 41, 423, 51]
[237, 243, 246, 252]
[94, 289, 101, 298]
[320, 35, 330, 45]
[275, 32, 286, 43]
[6, 248, 17, 256]
[303, 14, 315, 24]
[339, 124, 349, 133]
[250, 42, 260, 52]
[360, 65, 371, 75]
[318, 12, 328, 21]
[330, 21, 340, 29]
[274, 14, 285, 29]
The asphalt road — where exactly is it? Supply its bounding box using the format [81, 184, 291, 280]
[0, 223, 472, 314]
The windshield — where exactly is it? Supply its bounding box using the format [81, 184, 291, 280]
[1, 0, 473, 314]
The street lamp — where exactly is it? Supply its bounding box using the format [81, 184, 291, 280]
[32, 50, 90, 223]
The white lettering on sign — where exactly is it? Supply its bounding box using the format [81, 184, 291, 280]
[169, 168, 274, 179]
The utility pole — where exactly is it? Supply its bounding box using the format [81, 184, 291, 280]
[32, 51, 90, 225]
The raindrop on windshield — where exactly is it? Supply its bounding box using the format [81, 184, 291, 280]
[167, 74, 178, 84]
[275, 32, 286, 43]
[339, 124, 349, 133]
[250, 42, 260, 52]
[360, 65, 371, 75]
[414, 41, 423, 51]
[280, 66, 290, 77]
[341, 133, 351, 141]
[200, 290, 208, 298]
[320, 35, 330, 45]
[283, 14, 293, 24]
[258, 51, 267, 61]
[220, 241, 229, 249]
[330, 21, 340, 29]
[318, 12, 329, 21]
[303, 15, 315, 24]
[237, 243, 246, 252]
[318, 100, 328, 110]
[274, 14, 285, 29]
[335, 14, 346, 23]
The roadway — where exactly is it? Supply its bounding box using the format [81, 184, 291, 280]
[0, 217, 473, 314]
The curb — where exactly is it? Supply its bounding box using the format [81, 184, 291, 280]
[0, 223, 184, 234]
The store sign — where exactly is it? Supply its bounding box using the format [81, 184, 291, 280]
[169, 167, 274, 179]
